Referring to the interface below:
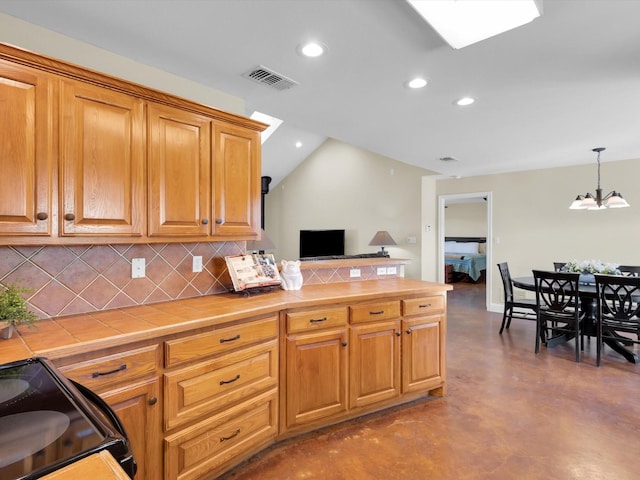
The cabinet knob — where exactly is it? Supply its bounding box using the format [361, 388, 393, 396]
[201, 218, 209, 225]
[342, 341, 348, 347]
[64, 213, 75, 221]
[215, 218, 223, 224]
[406, 329, 412, 335]
[36, 212, 48, 221]
[396, 332, 402, 337]
[149, 396, 158, 406]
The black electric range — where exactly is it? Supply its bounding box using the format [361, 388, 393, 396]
[0, 357, 136, 479]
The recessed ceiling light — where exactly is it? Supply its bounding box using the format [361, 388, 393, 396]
[407, 77, 428, 89]
[298, 41, 327, 58]
[295, 141, 303, 148]
[454, 97, 475, 106]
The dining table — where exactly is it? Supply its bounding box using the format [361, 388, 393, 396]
[512, 276, 639, 364]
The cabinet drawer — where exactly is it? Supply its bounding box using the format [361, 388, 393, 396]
[350, 301, 400, 324]
[287, 307, 348, 334]
[403, 296, 445, 316]
[164, 315, 278, 368]
[164, 340, 278, 430]
[164, 388, 277, 480]
[60, 344, 159, 391]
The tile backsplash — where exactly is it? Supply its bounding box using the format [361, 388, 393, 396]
[0, 242, 244, 319]
[0, 243, 402, 320]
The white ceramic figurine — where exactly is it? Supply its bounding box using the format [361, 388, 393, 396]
[280, 260, 303, 290]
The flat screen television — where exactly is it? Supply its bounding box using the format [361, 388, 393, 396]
[299, 229, 345, 258]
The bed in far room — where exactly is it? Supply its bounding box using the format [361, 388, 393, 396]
[444, 237, 487, 283]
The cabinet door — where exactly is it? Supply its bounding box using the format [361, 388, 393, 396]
[148, 103, 211, 236]
[60, 80, 144, 236]
[285, 329, 348, 428]
[0, 60, 55, 236]
[350, 320, 401, 408]
[100, 377, 162, 480]
[402, 316, 443, 393]
[212, 122, 260, 238]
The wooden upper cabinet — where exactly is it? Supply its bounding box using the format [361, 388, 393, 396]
[148, 103, 211, 237]
[0, 60, 56, 236]
[212, 122, 260, 239]
[60, 80, 145, 236]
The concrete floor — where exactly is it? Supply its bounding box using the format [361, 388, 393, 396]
[219, 282, 640, 480]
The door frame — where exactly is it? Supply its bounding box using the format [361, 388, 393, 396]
[438, 192, 493, 311]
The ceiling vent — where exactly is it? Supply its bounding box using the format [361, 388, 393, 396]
[243, 65, 299, 91]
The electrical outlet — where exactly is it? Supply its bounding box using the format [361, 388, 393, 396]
[350, 268, 361, 278]
[131, 258, 145, 278]
[377, 267, 387, 276]
[192, 256, 203, 273]
[387, 266, 397, 275]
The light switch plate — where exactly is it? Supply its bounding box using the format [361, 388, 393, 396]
[387, 266, 397, 275]
[131, 258, 145, 278]
[377, 267, 387, 276]
[192, 256, 203, 273]
[350, 268, 361, 278]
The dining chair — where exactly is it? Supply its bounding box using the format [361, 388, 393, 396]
[533, 270, 584, 362]
[553, 262, 567, 272]
[594, 274, 640, 367]
[618, 265, 640, 277]
[497, 262, 538, 334]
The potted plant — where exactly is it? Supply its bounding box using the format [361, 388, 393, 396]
[0, 284, 39, 339]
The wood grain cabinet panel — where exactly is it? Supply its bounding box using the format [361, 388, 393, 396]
[401, 316, 444, 394]
[164, 388, 277, 480]
[148, 103, 211, 237]
[350, 320, 401, 408]
[0, 60, 55, 236]
[60, 80, 145, 236]
[212, 122, 260, 239]
[100, 377, 163, 480]
[164, 340, 278, 431]
[285, 328, 348, 429]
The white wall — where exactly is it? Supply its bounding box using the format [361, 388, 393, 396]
[444, 203, 487, 237]
[265, 139, 436, 280]
[437, 158, 640, 309]
[0, 13, 243, 114]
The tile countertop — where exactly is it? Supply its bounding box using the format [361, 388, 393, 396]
[0, 278, 452, 365]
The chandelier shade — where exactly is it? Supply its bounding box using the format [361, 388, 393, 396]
[569, 147, 630, 210]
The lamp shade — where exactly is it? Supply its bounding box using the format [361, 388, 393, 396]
[368, 231, 398, 247]
[246, 229, 276, 252]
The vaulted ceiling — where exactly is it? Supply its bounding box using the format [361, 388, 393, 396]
[2, 0, 639, 186]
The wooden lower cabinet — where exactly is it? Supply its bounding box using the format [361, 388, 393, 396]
[164, 388, 278, 480]
[350, 320, 401, 408]
[284, 328, 348, 429]
[401, 295, 447, 396]
[100, 377, 162, 480]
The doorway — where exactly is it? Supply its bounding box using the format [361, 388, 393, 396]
[438, 192, 492, 311]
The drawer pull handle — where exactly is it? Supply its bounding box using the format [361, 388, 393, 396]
[91, 364, 126, 378]
[419, 304, 432, 308]
[219, 334, 240, 343]
[220, 429, 241, 442]
[370, 310, 385, 315]
[220, 374, 241, 385]
[310, 317, 327, 323]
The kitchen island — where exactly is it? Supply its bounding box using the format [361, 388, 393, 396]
[0, 278, 451, 480]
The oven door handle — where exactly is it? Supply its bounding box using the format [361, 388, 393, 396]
[70, 380, 130, 440]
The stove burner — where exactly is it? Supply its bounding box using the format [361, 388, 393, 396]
[0, 410, 70, 469]
[0, 379, 29, 405]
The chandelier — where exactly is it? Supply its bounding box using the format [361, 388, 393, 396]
[569, 147, 630, 210]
